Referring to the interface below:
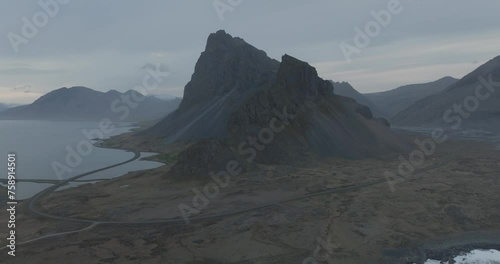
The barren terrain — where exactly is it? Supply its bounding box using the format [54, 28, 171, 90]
[1, 136, 499, 263]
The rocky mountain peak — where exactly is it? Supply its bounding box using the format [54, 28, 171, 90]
[177, 30, 280, 112]
[150, 31, 410, 161]
[205, 30, 246, 53]
[275, 54, 333, 103]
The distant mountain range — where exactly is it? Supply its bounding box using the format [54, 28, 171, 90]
[142, 30, 410, 180]
[392, 56, 500, 131]
[0, 87, 181, 122]
[331, 81, 385, 117]
[365, 77, 458, 118]
[0, 104, 8, 112]
[328, 78, 457, 119]
[0, 103, 19, 112]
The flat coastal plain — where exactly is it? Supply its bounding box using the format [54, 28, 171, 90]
[1, 135, 499, 264]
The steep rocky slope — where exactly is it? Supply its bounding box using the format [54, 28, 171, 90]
[331, 81, 385, 117]
[158, 31, 411, 180]
[392, 57, 500, 131]
[226, 55, 409, 163]
[149, 30, 280, 142]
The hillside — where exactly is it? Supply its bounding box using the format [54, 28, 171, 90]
[0, 87, 181, 122]
[148, 30, 281, 141]
[143, 31, 411, 180]
[365, 77, 458, 118]
[331, 81, 385, 117]
[391, 57, 500, 131]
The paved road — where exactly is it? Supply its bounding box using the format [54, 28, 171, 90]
[28, 149, 142, 224]
[0, 151, 457, 250]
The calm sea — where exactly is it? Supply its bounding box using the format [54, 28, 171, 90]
[0, 120, 163, 199]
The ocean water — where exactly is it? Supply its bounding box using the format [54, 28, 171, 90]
[425, 249, 500, 264]
[0, 120, 163, 199]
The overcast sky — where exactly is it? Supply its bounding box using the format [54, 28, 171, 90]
[1, 0, 499, 104]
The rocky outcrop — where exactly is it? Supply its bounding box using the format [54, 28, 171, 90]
[225, 55, 410, 162]
[276, 55, 333, 101]
[148, 30, 280, 142]
[332, 81, 385, 117]
[228, 54, 333, 130]
[178, 30, 279, 111]
[159, 31, 412, 180]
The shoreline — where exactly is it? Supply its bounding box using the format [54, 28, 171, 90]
[95, 129, 500, 262]
[380, 129, 500, 263]
[421, 231, 500, 263]
[0, 127, 165, 200]
[379, 230, 500, 263]
[2, 129, 499, 263]
[27, 146, 142, 224]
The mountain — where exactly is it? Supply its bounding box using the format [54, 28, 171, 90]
[365, 77, 458, 118]
[149, 30, 281, 141]
[0, 87, 181, 122]
[145, 31, 411, 180]
[331, 81, 385, 117]
[391, 57, 500, 131]
[224, 54, 410, 161]
[0, 103, 17, 112]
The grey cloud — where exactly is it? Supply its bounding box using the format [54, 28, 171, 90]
[0, 68, 63, 75]
[0, 0, 499, 104]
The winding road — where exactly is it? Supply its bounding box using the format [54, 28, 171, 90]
[2, 148, 457, 250]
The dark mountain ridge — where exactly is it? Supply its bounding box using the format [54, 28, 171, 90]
[149, 30, 280, 141]
[331, 81, 385, 117]
[145, 31, 412, 180]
